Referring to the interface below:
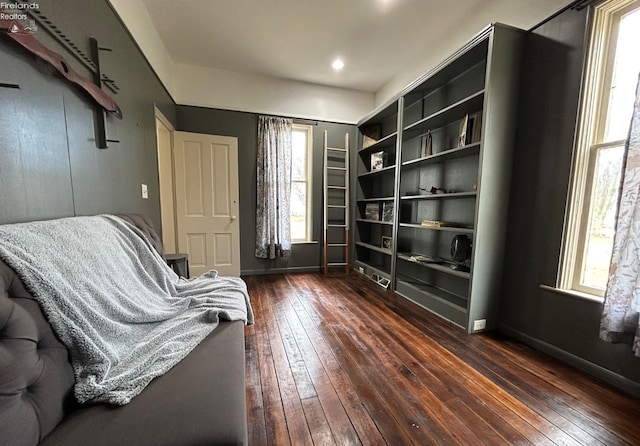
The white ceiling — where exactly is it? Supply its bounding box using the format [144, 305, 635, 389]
[140, 0, 575, 95]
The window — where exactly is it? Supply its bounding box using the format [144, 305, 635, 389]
[290, 124, 313, 242]
[561, 0, 640, 296]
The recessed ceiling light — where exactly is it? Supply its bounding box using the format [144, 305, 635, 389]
[332, 58, 345, 71]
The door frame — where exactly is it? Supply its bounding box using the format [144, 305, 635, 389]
[154, 106, 177, 254]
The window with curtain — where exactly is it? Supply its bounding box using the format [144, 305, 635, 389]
[255, 116, 293, 259]
[560, 0, 640, 297]
[290, 124, 313, 242]
[600, 73, 640, 353]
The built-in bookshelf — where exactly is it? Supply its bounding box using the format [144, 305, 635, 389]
[353, 24, 524, 333]
[354, 100, 399, 285]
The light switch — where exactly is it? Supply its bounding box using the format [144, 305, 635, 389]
[141, 184, 149, 199]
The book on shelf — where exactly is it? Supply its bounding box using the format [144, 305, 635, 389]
[458, 115, 468, 147]
[370, 151, 387, 170]
[421, 220, 458, 227]
[382, 202, 394, 222]
[406, 254, 444, 264]
[364, 203, 380, 220]
[458, 112, 483, 146]
[381, 236, 392, 250]
[423, 130, 432, 157]
[469, 112, 482, 143]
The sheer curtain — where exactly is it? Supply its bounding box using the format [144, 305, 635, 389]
[600, 75, 640, 355]
[255, 116, 292, 259]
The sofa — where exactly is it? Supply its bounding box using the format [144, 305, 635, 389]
[0, 214, 249, 446]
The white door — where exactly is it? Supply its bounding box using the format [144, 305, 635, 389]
[173, 131, 240, 277]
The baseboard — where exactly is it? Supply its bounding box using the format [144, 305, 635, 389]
[241, 266, 321, 276]
[498, 323, 640, 397]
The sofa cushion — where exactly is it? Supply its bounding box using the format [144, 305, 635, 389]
[39, 320, 248, 446]
[117, 214, 164, 256]
[0, 261, 76, 445]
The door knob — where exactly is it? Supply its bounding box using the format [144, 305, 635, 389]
[230, 215, 237, 220]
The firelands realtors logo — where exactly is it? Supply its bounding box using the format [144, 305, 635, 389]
[1, 1, 39, 32]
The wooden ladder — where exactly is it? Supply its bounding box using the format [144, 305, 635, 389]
[323, 131, 350, 275]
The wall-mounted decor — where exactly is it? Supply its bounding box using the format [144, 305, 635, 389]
[1, 14, 122, 149]
[0, 19, 121, 118]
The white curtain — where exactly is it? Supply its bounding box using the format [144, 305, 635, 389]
[600, 74, 640, 355]
[255, 116, 292, 259]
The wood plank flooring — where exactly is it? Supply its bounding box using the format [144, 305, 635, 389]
[243, 273, 640, 445]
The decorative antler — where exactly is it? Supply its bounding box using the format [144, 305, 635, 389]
[0, 19, 122, 119]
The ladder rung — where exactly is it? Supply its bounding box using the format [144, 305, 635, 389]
[328, 205, 346, 208]
[327, 167, 347, 171]
[328, 262, 348, 266]
[327, 224, 347, 227]
[327, 147, 347, 152]
[328, 186, 347, 190]
[328, 243, 347, 247]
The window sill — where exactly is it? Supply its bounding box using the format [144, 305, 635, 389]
[539, 284, 604, 303]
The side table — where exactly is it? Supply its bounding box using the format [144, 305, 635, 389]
[165, 253, 190, 279]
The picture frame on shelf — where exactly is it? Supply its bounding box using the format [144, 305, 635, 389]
[381, 236, 392, 250]
[364, 203, 380, 220]
[361, 124, 382, 149]
[371, 151, 387, 170]
[382, 202, 394, 222]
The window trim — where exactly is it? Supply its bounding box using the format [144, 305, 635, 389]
[290, 124, 313, 243]
[560, 0, 639, 298]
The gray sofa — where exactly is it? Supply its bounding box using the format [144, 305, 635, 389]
[0, 214, 248, 445]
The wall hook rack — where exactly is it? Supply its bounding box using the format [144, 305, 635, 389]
[0, 82, 21, 89]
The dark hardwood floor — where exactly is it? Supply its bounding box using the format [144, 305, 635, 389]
[243, 273, 640, 445]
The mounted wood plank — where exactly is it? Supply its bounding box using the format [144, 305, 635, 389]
[0, 19, 122, 118]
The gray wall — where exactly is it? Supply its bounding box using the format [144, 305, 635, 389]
[0, 0, 175, 228]
[176, 106, 356, 275]
[499, 5, 640, 392]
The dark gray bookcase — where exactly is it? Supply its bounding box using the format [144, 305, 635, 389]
[353, 24, 524, 333]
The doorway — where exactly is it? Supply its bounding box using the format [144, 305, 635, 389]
[154, 110, 241, 277]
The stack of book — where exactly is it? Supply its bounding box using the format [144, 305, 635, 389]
[408, 254, 444, 264]
[421, 220, 457, 227]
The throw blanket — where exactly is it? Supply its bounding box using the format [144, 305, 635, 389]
[0, 215, 254, 405]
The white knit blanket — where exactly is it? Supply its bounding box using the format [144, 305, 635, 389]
[0, 215, 253, 405]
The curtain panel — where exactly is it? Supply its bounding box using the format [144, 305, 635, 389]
[255, 116, 293, 259]
[600, 74, 640, 355]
